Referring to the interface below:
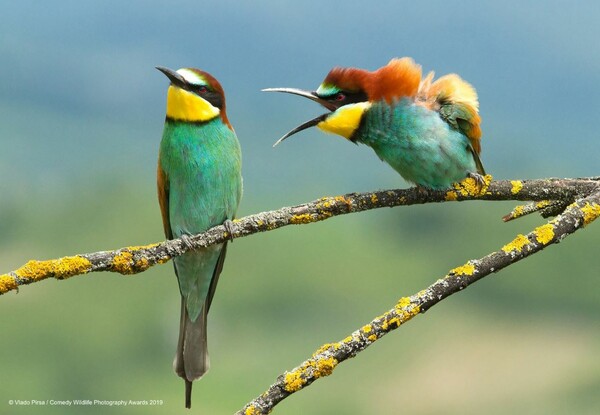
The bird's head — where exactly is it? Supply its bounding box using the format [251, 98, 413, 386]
[264, 58, 422, 146]
[157, 66, 231, 128]
[263, 67, 371, 145]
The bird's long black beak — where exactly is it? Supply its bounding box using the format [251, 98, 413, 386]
[262, 87, 337, 111]
[156, 66, 188, 90]
[263, 87, 336, 147]
[271, 113, 329, 147]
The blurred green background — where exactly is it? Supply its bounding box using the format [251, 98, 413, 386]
[1, 1, 599, 414]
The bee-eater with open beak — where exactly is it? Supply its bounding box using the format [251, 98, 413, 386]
[265, 57, 485, 189]
[156, 66, 242, 408]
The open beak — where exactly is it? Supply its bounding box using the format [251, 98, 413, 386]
[262, 87, 336, 146]
[156, 66, 189, 90]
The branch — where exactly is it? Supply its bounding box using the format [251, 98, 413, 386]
[236, 186, 600, 415]
[1, 176, 599, 296]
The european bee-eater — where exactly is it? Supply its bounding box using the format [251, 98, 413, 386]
[265, 57, 485, 189]
[156, 66, 242, 408]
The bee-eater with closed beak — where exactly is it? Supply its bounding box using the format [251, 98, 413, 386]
[156, 66, 242, 409]
[265, 57, 485, 189]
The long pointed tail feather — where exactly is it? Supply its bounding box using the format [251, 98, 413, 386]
[174, 297, 210, 409]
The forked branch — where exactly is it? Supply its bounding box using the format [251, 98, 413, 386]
[236, 183, 600, 414]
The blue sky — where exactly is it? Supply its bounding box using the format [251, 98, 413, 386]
[1, 1, 599, 205]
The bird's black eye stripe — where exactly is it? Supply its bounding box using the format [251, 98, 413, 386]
[186, 84, 223, 109]
[322, 90, 368, 105]
[203, 90, 223, 109]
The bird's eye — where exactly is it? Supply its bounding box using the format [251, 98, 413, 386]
[197, 86, 208, 94]
[334, 92, 346, 101]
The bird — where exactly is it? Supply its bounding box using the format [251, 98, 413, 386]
[264, 57, 485, 189]
[156, 66, 242, 409]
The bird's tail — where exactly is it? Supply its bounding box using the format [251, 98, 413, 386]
[174, 297, 209, 409]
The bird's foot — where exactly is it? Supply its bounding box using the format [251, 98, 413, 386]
[467, 171, 486, 188]
[180, 234, 195, 251]
[223, 219, 236, 242]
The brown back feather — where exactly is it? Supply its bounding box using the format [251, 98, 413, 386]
[157, 161, 172, 239]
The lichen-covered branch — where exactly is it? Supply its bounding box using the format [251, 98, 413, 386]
[1, 176, 599, 296]
[236, 188, 600, 415]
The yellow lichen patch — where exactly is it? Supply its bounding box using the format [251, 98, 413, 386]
[459, 177, 482, 196]
[244, 405, 260, 415]
[533, 223, 555, 245]
[396, 297, 412, 309]
[367, 334, 377, 342]
[313, 356, 338, 378]
[15, 260, 58, 281]
[342, 335, 353, 344]
[409, 304, 420, 316]
[510, 180, 523, 194]
[116, 247, 158, 273]
[377, 302, 421, 331]
[135, 257, 150, 271]
[0, 274, 19, 294]
[501, 234, 530, 254]
[581, 202, 600, 226]
[53, 256, 93, 279]
[362, 324, 372, 333]
[111, 246, 158, 274]
[129, 243, 160, 251]
[324, 200, 338, 209]
[318, 211, 333, 219]
[536, 200, 552, 209]
[157, 256, 171, 265]
[317, 197, 334, 209]
[396, 304, 421, 322]
[289, 213, 314, 224]
[334, 195, 353, 210]
[381, 316, 400, 331]
[511, 205, 525, 218]
[505, 200, 554, 221]
[284, 370, 306, 392]
[450, 262, 476, 276]
[14, 256, 92, 282]
[445, 190, 458, 201]
[284, 354, 339, 393]
[370, 194, 378, 204]
[450, 174, 492, 198]
[313, 343, 336, 356]
[112, 251, 135, 274]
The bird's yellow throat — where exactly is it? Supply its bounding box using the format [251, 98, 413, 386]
[165, 85, 220, 122]
[317, 102, 371, 139]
